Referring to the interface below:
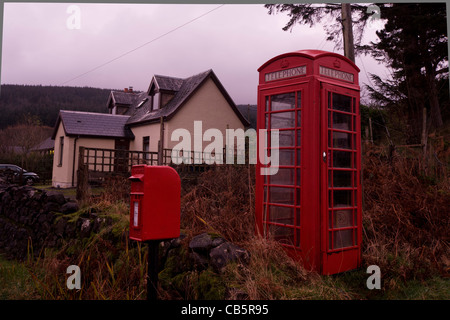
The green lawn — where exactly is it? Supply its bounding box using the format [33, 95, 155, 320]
[33, 184, 104, 201]
[0, 254, 39, 300]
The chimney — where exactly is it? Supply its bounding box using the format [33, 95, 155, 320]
[124, 88, 128, 92]
[129, 86, 133, 93]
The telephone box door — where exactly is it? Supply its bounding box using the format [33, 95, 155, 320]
[320, 83, 362, 275]
[256, 82, 313, 262]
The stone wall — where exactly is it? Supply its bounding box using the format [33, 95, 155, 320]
[0, 184, 107, 260]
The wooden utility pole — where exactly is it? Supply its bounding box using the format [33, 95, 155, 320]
[158, 116, 164, 165]
[341, 3, 355, 63]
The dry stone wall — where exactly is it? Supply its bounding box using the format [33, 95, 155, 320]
[0, 183, 108, 260]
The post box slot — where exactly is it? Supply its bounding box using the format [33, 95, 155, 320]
[129, 174, 144, 182]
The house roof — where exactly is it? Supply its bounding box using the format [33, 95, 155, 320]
[106, 90, 141, 110]
[153, 75, 184, 92]
[32, 137, 55, 151]
[51, 110, 135, 139]
[126, 69, 249, 127]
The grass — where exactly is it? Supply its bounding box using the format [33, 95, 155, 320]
[1, 145, 449, 300]
[34, 184, 104, 200]
[0, 254, 39, 299]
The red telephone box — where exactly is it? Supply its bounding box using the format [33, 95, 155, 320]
[129, 165, 181, 241]
[256, 50, 362, 275]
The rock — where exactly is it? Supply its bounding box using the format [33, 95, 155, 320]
[170, 232, 187, 249]
[46, 191, 66, 205]
[80, 218, 92, 238]
[211, 237, 226, 248]
[55, 218, 67, 237]
[43, 201, 61, 214]
[209, 242, 250, 272]
[61, 201, 79, 214]
[189, 232, 213, 253]
[189, 251, 209, 271]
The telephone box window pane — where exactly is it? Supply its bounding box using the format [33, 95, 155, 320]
[296, 169, 301, 185]
[271, 93, 295, 111]
[271, 111, 295, 129]
[334, 230, 353, 249]
[265, 114, 269, 129]
[332, 93, 352, 113]
[333, 190, 352, 207]
[271, 168, 295, 185]
[332, 170, 352, 187]
[265, 96, 269, 112]
[279, 149, 295, 166]
[279, 130, 295, 147]
[297, 110, 301, 127]
[333, 151, 352, 168]
[297, 91, 301, 109]
[296, 208, 301, 226]
[332, 112, 352, 131]
[333, 132, 352, 150]
[328, 92, 332, 109]
[333, 132, 352, 149]
[269, 224, 295, 245]
[269, 206, 295, 225]
[297, 130, 301, 146]
[333, 209, 353, 228]
[270, 187, 295, 205]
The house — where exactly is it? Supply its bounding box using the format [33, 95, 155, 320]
[51, 69, 249, 188]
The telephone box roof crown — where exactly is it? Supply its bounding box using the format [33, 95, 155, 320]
[258, 49, 360, 72]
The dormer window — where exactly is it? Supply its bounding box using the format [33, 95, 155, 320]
[151, 92, 160, 111]
[137, 98, 148, 109]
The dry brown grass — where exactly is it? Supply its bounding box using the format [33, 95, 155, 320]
[362, 145, 450, 282]
[180, 165, 255, 243]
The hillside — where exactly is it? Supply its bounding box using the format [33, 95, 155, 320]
[0, 84, 113, 130]
[0, 85, 256, 131]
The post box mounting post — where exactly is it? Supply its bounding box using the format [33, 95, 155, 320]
[147, 240, 159, 301]
[128, 164, 181, 300]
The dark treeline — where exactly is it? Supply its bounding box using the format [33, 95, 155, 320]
[0, 84, 113, 130]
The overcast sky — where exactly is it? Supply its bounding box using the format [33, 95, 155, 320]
[1, 2, 387, 105]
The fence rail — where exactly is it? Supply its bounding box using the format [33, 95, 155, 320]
[76, 146, 251, 199]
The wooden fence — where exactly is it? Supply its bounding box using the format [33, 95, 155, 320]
[76, 146, 238, 198]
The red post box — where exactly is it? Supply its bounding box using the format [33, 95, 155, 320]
[256, 50, 362, 275]
[129, 165, 181, 241]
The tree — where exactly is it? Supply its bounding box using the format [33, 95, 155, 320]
[367, 3, 448, 140]
[266, 3, 449, 143]
[265, 3, 375, 59]
[0, 116, 53, 169]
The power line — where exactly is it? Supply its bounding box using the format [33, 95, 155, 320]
[61, 4, 225, 85]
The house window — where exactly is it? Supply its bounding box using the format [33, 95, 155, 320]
[58, 136, 64, 166]
[143, 136, 150, 160]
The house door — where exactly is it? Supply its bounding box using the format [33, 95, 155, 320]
[115, 138, 130, 173]
[320, 83, 362, 274]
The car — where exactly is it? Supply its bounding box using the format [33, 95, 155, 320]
[0, 164, 40, 185]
